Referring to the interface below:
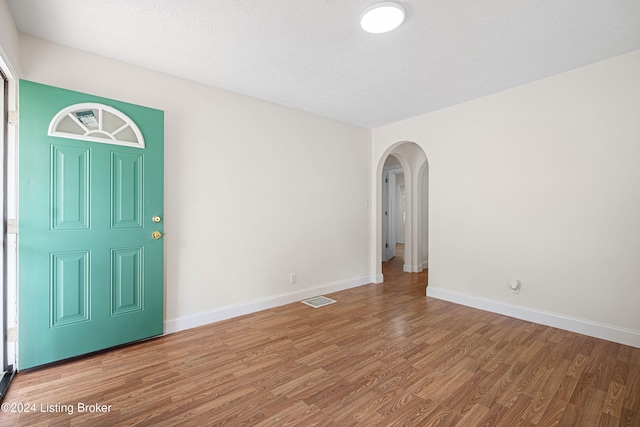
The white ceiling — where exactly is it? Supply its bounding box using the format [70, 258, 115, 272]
[7, 0, 640, 129]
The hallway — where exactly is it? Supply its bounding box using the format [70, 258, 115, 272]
[382, 243, 428, 293]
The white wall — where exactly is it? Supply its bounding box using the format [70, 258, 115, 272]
[373, 50, 640, 346]
[17, 34, 373, 332]
[0, 0, 19, 73]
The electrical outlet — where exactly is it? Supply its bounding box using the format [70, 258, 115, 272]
[508, 279, 520, 294]
[290, 274, 297, 285]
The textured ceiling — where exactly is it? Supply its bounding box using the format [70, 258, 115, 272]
[7, 0, 640, 128]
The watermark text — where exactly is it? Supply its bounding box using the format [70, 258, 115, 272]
[1, 402, 112, 415]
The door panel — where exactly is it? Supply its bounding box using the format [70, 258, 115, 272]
[51, 145, 90, 230]
[51, 250, 90, 327]
[18, 80, 164, 369]
[112, 153, 143, 228]
[381, 172, 390, 262]
[111, 247, 143, 314]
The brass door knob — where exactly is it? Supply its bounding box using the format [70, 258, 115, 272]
[152, 231, 163, 240]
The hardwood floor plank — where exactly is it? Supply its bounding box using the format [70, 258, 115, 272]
[455, 403, 490, 426]
[3, 244, 639, 426]
[568, 352, 591, 379]
[600, 412, 623, 427]
[623, 364, 640, 411]
[620, 407, 640, 427]
[478, 360, 528, 408]
[603, 381, 626, 419]
[536, 397, 568, 426]
[526, 358, 571, 424]
[578, 388, 608, 425]
[493, 393, 535, 427]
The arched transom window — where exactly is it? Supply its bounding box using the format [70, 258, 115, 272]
[48, 103, 145, 148]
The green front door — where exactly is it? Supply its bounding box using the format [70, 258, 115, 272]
[18, 81, 164, 369]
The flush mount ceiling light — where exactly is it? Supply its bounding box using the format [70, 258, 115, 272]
[360, 2, 406, 34]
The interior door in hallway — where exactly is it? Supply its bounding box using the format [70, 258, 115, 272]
[387, 171, 397, 259]
[18, 81, 164, 369]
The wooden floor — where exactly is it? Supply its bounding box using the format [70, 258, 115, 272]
[3, 245, 640, 426]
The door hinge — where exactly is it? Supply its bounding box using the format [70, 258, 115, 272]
[385, 177, 388, 183]
[385, 242, 389, 248]
[7, 219, 18, 234]
[7, 327, 17, 342]
[8, 110, 18, 126]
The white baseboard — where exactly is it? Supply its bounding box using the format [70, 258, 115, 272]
[403, 264, 423, 273]
[164, 275, 376, 334]
[426, 287, 640, 348]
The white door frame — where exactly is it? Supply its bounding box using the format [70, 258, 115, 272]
[0, 67, 6, 375]
[0, 47, 19, 380]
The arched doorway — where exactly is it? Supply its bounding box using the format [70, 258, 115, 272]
[376, 142, 428, 281]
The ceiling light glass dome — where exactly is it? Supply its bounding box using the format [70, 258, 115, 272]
[360, 2, 406, 34]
